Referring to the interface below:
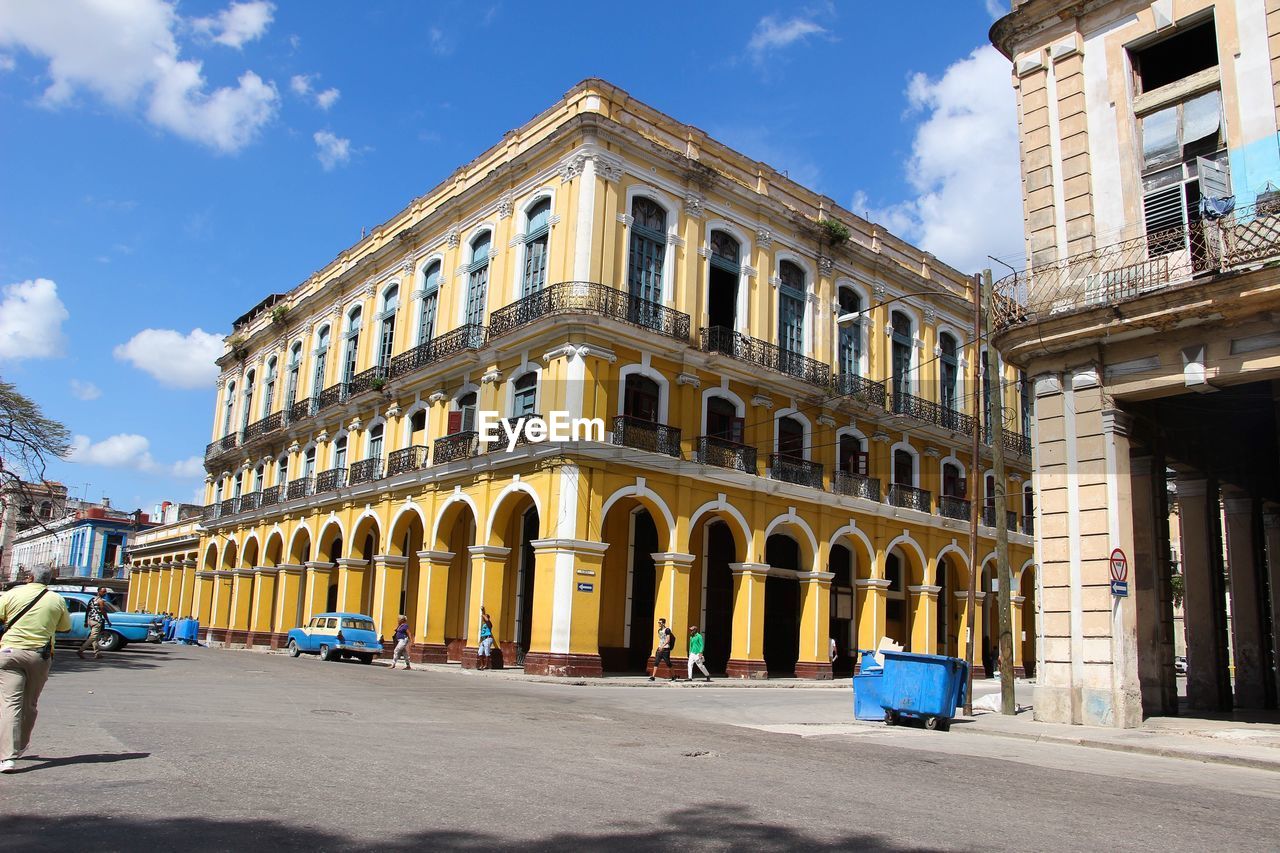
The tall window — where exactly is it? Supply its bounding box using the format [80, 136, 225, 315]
[222, 381, 236, 437]
[419, 262, 441, 342]
[838, 433, 867, 475]
[522, 198, 551, 296]
[276, 456, 288, 485]
[942, 461, 965, 498]
[333, 435, 347, 471]
[253, 465, 264, 493]
[777, 416, 804, 460]
[263, 358, 277, 414]
[449, 392, 477, 434]
[409, 410, 427, 445]
[1020, 370, 1032, 434]
[303, 447, 317, 479]
[708, 230, 740, 330]
[624, 375, 660, 422]
[778, 261, 805, 356]
[512, 373, 537, 417]
[240, 370, 255, 431]
[233, 472, 243, 499]
[939, 332, 958, 412]
[343, 307, 362, 384]
[466, 233, 491, 327]
[706, 396, 742, 443]
[286, 343, 302, 405]
[891, 311, 912, 401]
[893, 448, 915, 487]
[313, 327, 330, 395]
[378, 286, 398, 368]
[627, 197, 666, 303]
[837, 287, 862, 377]
[215, 481, 224, 504]
[368, 424, 384, 460]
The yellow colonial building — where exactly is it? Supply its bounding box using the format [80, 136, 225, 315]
[134, 80, 1036, 678]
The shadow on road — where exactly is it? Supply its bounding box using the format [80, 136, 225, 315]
[47, 646, 170, 673]
[0, 805, 914, 851]
[8, 752, 150, 774]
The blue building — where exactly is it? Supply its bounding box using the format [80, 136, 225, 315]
[12, 503, 155, 580]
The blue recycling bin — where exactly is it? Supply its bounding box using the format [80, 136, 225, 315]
[852, 650, 885, 721]
[879, 651, 969, 731]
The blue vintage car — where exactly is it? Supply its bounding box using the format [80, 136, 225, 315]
[286, 612, 381, 664]
[56, 592, 162, 652]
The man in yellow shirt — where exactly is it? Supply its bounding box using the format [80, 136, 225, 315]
[0, 565, 70, 772]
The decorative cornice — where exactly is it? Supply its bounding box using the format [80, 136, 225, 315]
[481, 368, 503, 384]
[923, 308, 938, 326]
[676, 372, 701, 388]
[818, 256, 834, 275]
[445, 227, 460, 248]
[816, 414, 836, 428]
[751, 394, 773, 409]
[685, 192, 705, 218]
[428, 390, 447, 405]
[871, 431, 891, 443]
[497, 192, 513, 219]
[756, 228, 773, 248]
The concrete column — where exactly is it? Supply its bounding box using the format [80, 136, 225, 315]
[1175, 476, 1232, 711]
[1264, 507, 1280, 705]
[208, 570, 234, 642]
[908, 584, 941, 655]
[371, 554, 408, 644]
[193, 571, 215, 627]
[335, 558, 369, 615]
[166, 563, 183, 615]
[651, 551, 695, 672]
[412, 550, 453, 662]
[126, 569, 142, 610]
[1011, 594, 1026, 672]
[1131, 454, 1177, 716]
[148, 566, 166, 613]
[855, 578, 891, 657]
[177, 561, 197, 619]
[131, 569, 148, 611]
[272, 564, 304, 639]
[303, 561, 334, 619]
[726, 562, 769, 678]
[796, 571, 835, 679]
[524, 539, 610, 677]
[1223, 488, 1269, 709]
[249, 567, 277, 646]
[462, 545, 510, 668]
[228, 568, 254, 645]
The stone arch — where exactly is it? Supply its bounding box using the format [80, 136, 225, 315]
[220, 538, 239, 571]
[202, 540, 219, 571]
[316, 518, 345, 563]
[484, 480, 545, 547]
[687, 497, 751, 559]
[263, 529, 284, 568]
[431, 490, 481, 552]
[762, 511, 818, 572]
[349, 511, 382, 562]
[288, 523, 312, 564]
[884, 532, 928, 585]
[1016, 558, 1036, 594]
[934, 542, 971, 587]
[240, 535, 260, 568]
[388, 502, 428, 557]
[828, 523, 875, 579]
[598, 483, 675, 553]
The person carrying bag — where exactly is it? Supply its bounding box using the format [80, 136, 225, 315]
[0, 566, 71, 772]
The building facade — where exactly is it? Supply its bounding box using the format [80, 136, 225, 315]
[124, 503, 204, 614]
[170, 80, 1035, 678]
[0, 480, 67, 581]
[991, 0, 1280, 724]
[12, 500, 154, 581]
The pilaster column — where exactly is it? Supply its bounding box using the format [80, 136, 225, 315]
[1174, 476, 1231, 711]
[273, 564, 305, 638]
[193, 571, 215, 626]
[1011, 594, 1026, 673]
[855, 578, 891, 657]
[335, 557, 369, 614]
[371, 554, 409, 643]
[651, 552, 695, 669]
[148, 565, 166, 613]
[412, 550, 454, 662]
[524, 538, 610, 676]
[166, 563, 183, 615]
[462, 545, 511, 669]
[303, 561, 334, 619]
[177, 560, 197, 619]
[209, 570, 234, 641]
[954, 590, 977, 669]
[908, 584, 941, 655]
[1223, 488, 1268, 708]
[1131, 454, 1177, 715]
[249, 567, 278, 646]
[1264, 506, 1280, 705]
[796, 571, 835, 679]
[726, 562, 769, 678]
[126, 569, 142, 610]
[227, 568, 254, 644]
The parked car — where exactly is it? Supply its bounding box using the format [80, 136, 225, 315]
[56, 592, 162, 652]
[1175, 655, 1188, 675]
[286, 613, 380, 664]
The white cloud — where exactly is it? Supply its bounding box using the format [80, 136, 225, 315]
[191, 1, 275, 49]
[290, 73, 340, 110]
[314, 130, 351, 171]
[854, 45, 1023, 273]
[0, 0, 279, 153]
[67, 433, 203, 478]
[985, 0, 1007, 19]
[289, 73, 311, 96]
[69, 379, 102, 401]
[0, 278, 68, 360]
[0, 54, 14, 72]
[428, 27, 453, 57]
[314, 87, 340, 110]
[747, 15, 827, 62]
[113, 327, 224, 389]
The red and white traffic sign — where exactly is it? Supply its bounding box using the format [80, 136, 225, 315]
[1110, 548, 1129, 597]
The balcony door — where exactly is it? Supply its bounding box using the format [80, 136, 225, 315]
[623, 375, 660, 422]
[466, 234, 491, 327]
[343, 308, 361, 385]
[707, 230, 739, 330]
[777, 261, 805, 358]
[838, 434, 867, 475]
[627, 197, 666, 305]
[522, 199, 550, 297]
[942, 462, 965, 498]
[891, 311, 912, 401]
[448, 392, 477, 435]
[837, 287, 862, 377]
[940, 332, 958, 412]
[893, 449, 914, 487]
[777, 416, 804, 461]
[706, 396, 742, 443]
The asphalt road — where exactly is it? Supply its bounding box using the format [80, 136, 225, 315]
[1, 645, 1277, 852]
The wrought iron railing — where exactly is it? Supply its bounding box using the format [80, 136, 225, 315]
[259, 485, 280, 508]
[611, 416, 681, 457]
[831, 373, 887, 408]
[700, 326, 831, 387]
[890, 391, 940, 425]
[387, 445, 429, 476]
[349, 365, 389, 396]
[489, 414, 542, 452]
[242, 412, 284, 443]
[887, 484, 932, 513]
[939, 407, 978, 436]
[992, 202, 1280, 329]
[289, 397, 314, 424]
[388, 324, 487, 379]
[239, 492, 261, 512]
[488, 281, 690, 342]
[286, 477, 314, 501]
[980, 506, 1017, 530]
[695, 435, 756, 474]
[1006, 510, 1018, 532]
[315, 467, 347, 493]
[316, 383, 348, 412]
[938, 495, 971, 522]
[204, 440, 219, 460]
[1004, 431, 1031, 458]
[348, 457, 382, 485]
[434, 431, 479, 464]
[202, 503, 220, 522]
[833, 471, 880, 502]
[768, 455, 823, 489]
[219, 497, 240, 517]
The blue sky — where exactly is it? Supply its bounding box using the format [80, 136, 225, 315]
[0, 0, 1021, 514]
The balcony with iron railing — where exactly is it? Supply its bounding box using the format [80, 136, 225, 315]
[386, 445, 429, 476]
[832, 471, 880, 501]
[695, 435, 756, 474]
[316, 383, 348, 413]
[289, 397, 314, 424]
[348, 457, 383, 485]
[219, 496, 240, 517]
[488, 414, 542, 452]
[388, 324, 487, 379]
[259, 485, 281, 508]
[938, 495, 971, 522]
[286, 477, 314, 501]
[831, 373, 887, 408]
[315, 467, 347, 493]
[980, 506, 1019, 532]
[349, 365, 389, 397]
[611, 415, 681, 457]
[433, 431, 480, 465]
[488, 281, 691, 343]
[242, 412, 284, 444]
[769, 454, 823, 489]
[239, 492, 261, 512]
[887, 483, 932, 513]
[700, 326, 831, 388]
[205, 432, 240, 461]
[993, 200, 1280, 330]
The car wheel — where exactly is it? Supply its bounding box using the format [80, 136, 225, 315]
[287, 640, 301, 658]
[924, 716, 940, 731]
[361, 655, 374, 665]
[96, 631, 123, 652]
[319, 644, 332, 661]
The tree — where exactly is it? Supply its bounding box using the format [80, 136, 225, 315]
[0, 378, 72, 517]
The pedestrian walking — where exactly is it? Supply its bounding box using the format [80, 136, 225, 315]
[650, 617, 675, 682]
[686, 625, 711, 682]
[477, 606, 495, 670]
[78, 588, 112, 660]
[0, 566, 71, 772]
[391, 615, 412, 670]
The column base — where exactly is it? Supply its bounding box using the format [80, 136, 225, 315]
[461, 645, 512, 670]
[1033, 684, 1143, 728]
[224, 629, 250, 648]
[523, 652, 603, 677]
[445, 637, 465, 663]
[794, 661, 833, 680]
[206, 627, 229, 645]
[408, 642, 448, 664]
[726, 658, 769, 679]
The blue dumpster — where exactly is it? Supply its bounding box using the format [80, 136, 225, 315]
[852, 650, 885, 721]
[879, 651, 969, 731]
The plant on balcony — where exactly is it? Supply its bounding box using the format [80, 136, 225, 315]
[370, 375, 388, 392]
[228, 335, 249, 361]
[818, 218, 851, 247]
[270, 304, 290, 326]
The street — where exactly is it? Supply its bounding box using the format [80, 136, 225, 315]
[1, 646, 1277, 852]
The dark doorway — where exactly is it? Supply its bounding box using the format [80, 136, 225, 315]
[708, 231, 739, 330]
[830, 544, 854, 676]
[627, 510, 659, 672]
[702, 521, 736, 673]
[885, 551, 907, 647]
[516, 507, 538, 665]
[764, 534, 801, 676]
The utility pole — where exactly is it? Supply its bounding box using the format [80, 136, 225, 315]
[964, 273, 981, 716]
[984, 269, 1016, 715]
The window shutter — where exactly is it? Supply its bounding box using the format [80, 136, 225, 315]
[447, 410, 462, 435]
[958, 477, 968, 498]
[854, 451, 869, 476]
[731, 417, 745, 444]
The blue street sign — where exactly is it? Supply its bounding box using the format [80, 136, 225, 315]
[576, 582, 594, 593]
[1111, 580, 1128, 597]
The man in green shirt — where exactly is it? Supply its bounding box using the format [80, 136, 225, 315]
[686, 625, 711, 682]
[0, 566, 71, 772]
